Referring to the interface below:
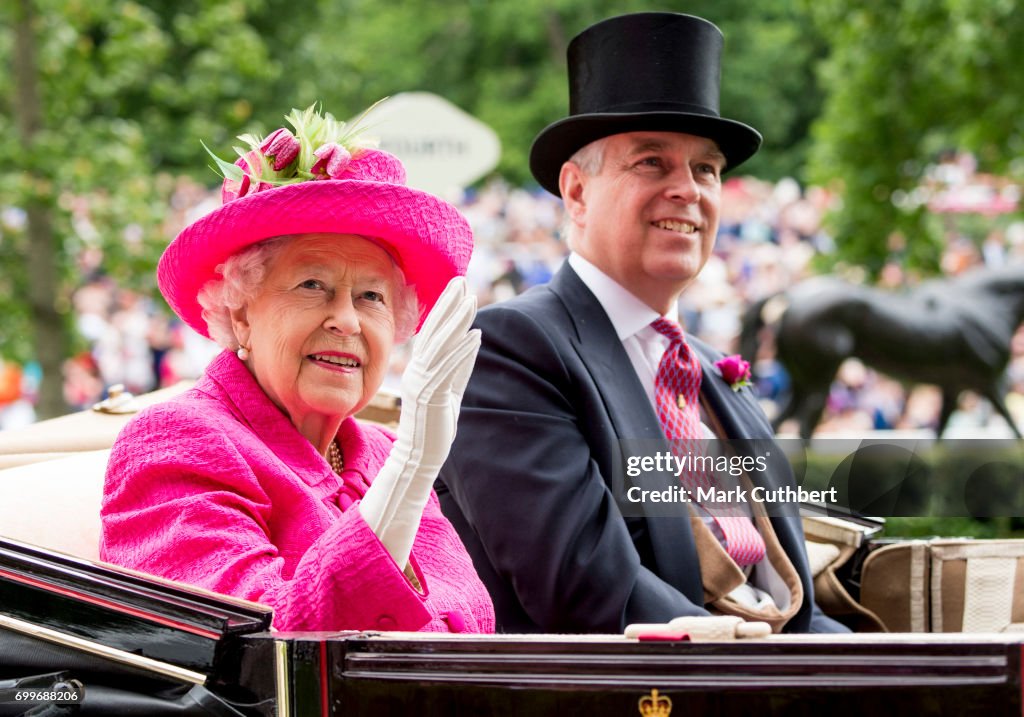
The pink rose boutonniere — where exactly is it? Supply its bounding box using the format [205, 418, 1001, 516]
[715, 354, 752, 392]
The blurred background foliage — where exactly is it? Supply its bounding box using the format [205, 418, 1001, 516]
[805, 0, 1024, 277]
[0, 0, 1022, 417]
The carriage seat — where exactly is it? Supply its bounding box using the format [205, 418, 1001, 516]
[0, 449, 109, 560]
[0, 383, 401, 562]
[0, 383, 198, 561]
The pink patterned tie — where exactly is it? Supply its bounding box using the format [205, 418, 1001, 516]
[651, 318, 766, 566]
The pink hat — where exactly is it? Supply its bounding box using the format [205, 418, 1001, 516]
[158, 104, 473, 337]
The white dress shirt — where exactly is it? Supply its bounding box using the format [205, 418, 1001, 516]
[568, 253, 686, 412]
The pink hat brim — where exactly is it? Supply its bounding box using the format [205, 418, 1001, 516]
[158, 179, 473, 337]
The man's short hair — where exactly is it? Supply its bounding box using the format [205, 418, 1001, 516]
[561, 138, 609, 247]
[568, 139, 606, 176]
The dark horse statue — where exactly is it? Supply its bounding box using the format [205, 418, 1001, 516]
[740, 265, 1024, 439]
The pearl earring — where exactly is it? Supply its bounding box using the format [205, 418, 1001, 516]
[237, 345, 250, 361]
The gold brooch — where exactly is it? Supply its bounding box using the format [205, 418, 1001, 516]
[676, 395, 686, 410]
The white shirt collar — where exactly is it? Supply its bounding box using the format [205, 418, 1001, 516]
[568, 252, 679, 339]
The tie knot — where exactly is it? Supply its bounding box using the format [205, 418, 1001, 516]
[651, 317, 684, 343]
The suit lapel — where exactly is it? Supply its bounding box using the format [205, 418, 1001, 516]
[548, 266, 664, 442]
[548, 265, 704, 600]
[689, 338, 772, 440]
[690, 338, 811, 579]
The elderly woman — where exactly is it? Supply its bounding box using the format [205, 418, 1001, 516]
[100, 105, 494, 633]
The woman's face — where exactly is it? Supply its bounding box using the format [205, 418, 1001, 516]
[231, 234, 398, 437]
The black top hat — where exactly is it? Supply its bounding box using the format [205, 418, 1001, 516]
[529, 12, 762, 196]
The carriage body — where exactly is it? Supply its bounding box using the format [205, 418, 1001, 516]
[1, 385, 1023, 715]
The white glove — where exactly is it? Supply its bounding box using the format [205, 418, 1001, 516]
[359, 277, 481, 570]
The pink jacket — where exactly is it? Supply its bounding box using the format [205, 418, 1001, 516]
[101, 351, 494, 633]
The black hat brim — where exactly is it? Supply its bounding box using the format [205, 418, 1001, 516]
[529, 111, 762, 196]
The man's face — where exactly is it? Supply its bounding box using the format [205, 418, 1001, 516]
[561, 131, 724, 313]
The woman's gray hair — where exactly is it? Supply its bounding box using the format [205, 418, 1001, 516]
[197, 235, 421, 349]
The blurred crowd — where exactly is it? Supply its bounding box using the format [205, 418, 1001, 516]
[2, 149, 1022, 437]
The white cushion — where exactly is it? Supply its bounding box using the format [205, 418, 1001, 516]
[0, 449, 108, 561]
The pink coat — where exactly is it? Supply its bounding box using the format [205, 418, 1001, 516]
[101, 351, 494, 633]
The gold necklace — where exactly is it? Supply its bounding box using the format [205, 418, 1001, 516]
[328, 440, 343, 474]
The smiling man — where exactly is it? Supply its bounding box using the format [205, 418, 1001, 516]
[437, 12, 848, 634]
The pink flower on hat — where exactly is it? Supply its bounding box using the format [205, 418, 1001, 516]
[221, 150, 272, 203]
[259, 128, 300, 171]
[715, 354, 752, 392]
[310, 143, 353, 179]
[205, 103, 375, 203]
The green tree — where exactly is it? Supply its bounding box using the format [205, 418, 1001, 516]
[279, 0, 826, 184]
[0, 0, 288, 416]
[806, 0, 1024, 276]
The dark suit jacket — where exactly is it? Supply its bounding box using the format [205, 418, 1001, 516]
[437, 263, 846, 634]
